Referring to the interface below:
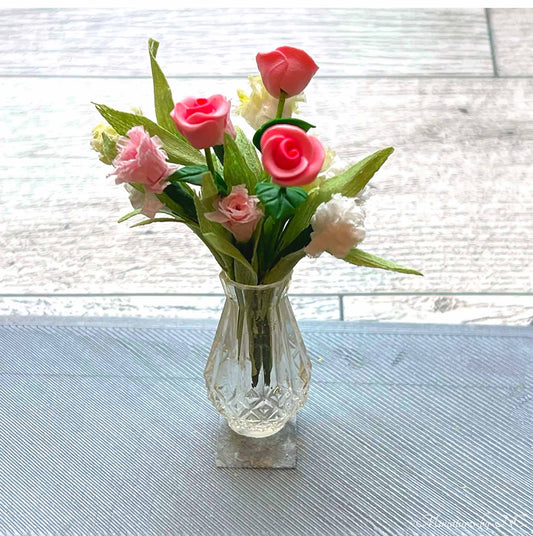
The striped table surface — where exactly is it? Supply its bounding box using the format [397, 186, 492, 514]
[0, 317, 531, 535]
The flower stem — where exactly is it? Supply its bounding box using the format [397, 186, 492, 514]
[276, 90, 287, 119]
[204, 146, 216, 178]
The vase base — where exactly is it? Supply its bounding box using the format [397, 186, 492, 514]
[216, 416, 297, 469]
[227, 418, 287, 438]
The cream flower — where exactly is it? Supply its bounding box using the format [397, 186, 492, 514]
[235, 75, 306, 130]
[90, 122, 118, 165]
[305, 194, 366, 259]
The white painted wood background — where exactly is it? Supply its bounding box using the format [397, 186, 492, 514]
[0, 8, 532, 324]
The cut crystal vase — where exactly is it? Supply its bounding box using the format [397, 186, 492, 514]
[204, 272, 312, 438]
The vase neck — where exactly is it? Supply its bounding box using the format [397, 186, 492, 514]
[220, 272, 291, 306]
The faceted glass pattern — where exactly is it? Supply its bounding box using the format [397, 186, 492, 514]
[204, 273, 312, 438]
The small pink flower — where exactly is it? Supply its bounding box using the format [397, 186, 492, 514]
[256, 46, 318, 98]
[260, 124, 325, 187]
[170, 95, 235, 149]
[111, 126, 178, 194]
[205, 185, 263, 243]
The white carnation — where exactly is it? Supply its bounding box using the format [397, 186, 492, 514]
[305, 194, 366, 259]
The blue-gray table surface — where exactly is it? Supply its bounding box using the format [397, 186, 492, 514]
[0, 317, 532, 536]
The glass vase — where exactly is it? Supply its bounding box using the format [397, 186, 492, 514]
[204, 272, 312, 438]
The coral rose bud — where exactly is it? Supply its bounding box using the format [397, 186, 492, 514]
[260, 124, 325, 187]
[256, 46, 318, 98]
[170, 95, 235, 149]
[205, 185, 263, 243]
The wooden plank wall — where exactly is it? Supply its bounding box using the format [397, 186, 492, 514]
[1, 8, 532, 324]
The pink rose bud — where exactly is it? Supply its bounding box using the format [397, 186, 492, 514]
[256, 46, 318, 98]
[204, 185, 263, 243]
[170, 95, 236, 149]
[260, 124, 325, 187]
[111, 126, 178, 194]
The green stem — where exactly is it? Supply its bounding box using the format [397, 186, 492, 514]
[276, 90, 287, 119]
[204, 146, 216, 178]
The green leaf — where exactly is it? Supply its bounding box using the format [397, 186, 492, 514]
[253, 118, 316, 151]
[343, 248, 423, 276]
[263, 249, 305, 284]
[255, 183, 307, 220]
[93, 103, 204, 166]
[213, 144, 225, 165]
[279, 147, 394, 253]
[203, 232, 257, 285]
[117, 208, 141, 223]
[167, 165, 228, 195]
[235, 127, 262, 178]
[193, 173, 231, 241]
[148, 39, 181, 137]
[130, 217, 185, 228]
[161, 183, 197, 222]
[167, 166, 206, 186]
[101, 131, 118, 163]
[324, 147, 394, 198]
[223, 132, 257, 192]
[251, 217, 264, 274]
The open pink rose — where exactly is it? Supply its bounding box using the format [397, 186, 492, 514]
[205, 185, 263, 243]
[111, 126, 178, 194]
[260, 124, 325, 187]
[256, 46, 318, 98]
[170, 95, 236, 149]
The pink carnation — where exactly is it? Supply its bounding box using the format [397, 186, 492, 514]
[205, 185, 263, 243]
[111, 126, 178, 194]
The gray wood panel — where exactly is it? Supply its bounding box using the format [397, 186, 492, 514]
[1, 77, 532, 305]
[0, 8, 493, 76]
[491, 8, 533, 76]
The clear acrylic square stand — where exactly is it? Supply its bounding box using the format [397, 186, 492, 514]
[216, 417, 297, 469]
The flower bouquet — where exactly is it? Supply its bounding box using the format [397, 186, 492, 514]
[92, 41, 421, 437]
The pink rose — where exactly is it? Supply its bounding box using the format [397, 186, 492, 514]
[256, 46, 318, 98]
[260, 124, 325, 187]
[205, 185, 263, 243]
[170, 95, 236, 149]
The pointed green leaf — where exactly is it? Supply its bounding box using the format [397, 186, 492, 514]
[343, 248, 423, 276]
[117, 208, 141, 223]
[203, 232, 257, 285]
[255, 183, 307, 220]
[279, 147, 394, 253]
[93, 103, 204, 166]
[263, 249, 305, 284]
[251, 217, 264, 273]
[167, 165, 227, 194]
[193, 172, 232, 249]
[160, 183, 197, 222]
[235, 127, 262, 178]
[130, 217, 185, 228]
[324, 147, 394, 198]
[101, 131, 118, 164]
[223, 132, 257, 192]
[253, 118, 316, 151]
[148, 39, 181, 137]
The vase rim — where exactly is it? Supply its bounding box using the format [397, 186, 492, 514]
[219, 271, 292, 291]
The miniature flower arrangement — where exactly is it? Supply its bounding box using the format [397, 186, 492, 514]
[92, 41, 421, 438]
